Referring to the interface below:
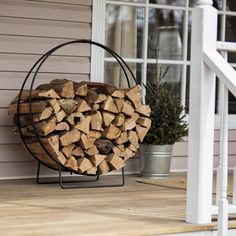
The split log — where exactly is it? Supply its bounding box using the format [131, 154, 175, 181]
[121, 101, 135, 116]
[98, 160, 110, 174]
[71, 146, 85, 157]
[62, 144, 75, 158]
[49, 79, 75, 98]
[102, 96, 118, 113]
[56, 110, 67, 123]
[86, 166, 97, 175]
[125, 85, 142, 108]
[77, 158, 93, 172]
[102, 111, 115, 126]
[115, 132, 128, 145]
[136, 124, 149, 142]
[95, 94, 107, 104]
[48, 99, 61, 113]
[103, 124, 121, 139]
[111, 89, 125, 98]
[136, 104, 151, 117]
[8, 101, 48, 115]
[84, 89, 99, 105]
[107, 153, 125, 170]
[55, 122, 70, 131]
[89, 154, 107, 167]
[75, 116, 91, 134]
[80, 133, 94, 149]
[65, 156, 78, 171]
[113, 98, 124, 112]
[87, 130, 102, 142]
[137, 117, 152, 129]
[74, 83, 87, 96]
[90, 111, 103, 131]
[75, 98, 91, 112]
[113, 113, 125, 127]
[121, 118, 136, 131]
[127, 130, 139, 149]
[85, 145, 99, 156]
[60, 129, 81, 146]
[58, 99, 77, 115]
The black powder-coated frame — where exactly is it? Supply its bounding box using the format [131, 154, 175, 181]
[16, 39, 137, 189]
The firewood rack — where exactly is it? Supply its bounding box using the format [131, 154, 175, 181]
[16, 39, 137, 189]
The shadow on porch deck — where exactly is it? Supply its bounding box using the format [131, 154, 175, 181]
[0, 174, 236, 236]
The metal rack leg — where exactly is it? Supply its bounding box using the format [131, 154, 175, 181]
[36, 162, 125, 189]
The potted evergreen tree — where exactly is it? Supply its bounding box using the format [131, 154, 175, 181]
[140, 68, 188, 178]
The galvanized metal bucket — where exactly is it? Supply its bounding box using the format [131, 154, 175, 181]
[139, 144, 173, 178]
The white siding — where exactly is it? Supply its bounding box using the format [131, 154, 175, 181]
[0, 0, 92, 179]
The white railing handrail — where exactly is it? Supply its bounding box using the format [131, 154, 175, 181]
[203, 50, 236, 97]
[217, 41, 236, 52]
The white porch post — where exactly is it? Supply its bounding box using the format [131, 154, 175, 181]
[186, 0, 217, 224]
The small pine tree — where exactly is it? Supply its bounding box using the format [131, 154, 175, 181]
[143, 68, 188, 145]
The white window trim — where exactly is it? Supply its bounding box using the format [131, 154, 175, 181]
[91, 0, 236, 128]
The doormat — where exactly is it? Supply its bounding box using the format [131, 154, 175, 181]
[136, 175, 233, 197]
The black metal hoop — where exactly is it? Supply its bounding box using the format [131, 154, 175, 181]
[16, 39, 138, 176]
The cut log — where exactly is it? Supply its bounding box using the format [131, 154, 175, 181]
[56, 122, 70, 131]
[94, 94, 107, 104]
[130, 112, 140, 122]
[102, 111, 115, 126]
[136, 124, 149, 142]
[13, 107, 53, 126]
[91, 103, 100, 111]
[121, 118, 136, 131]
[102, 96, 118, 113]
[120, 148, 135, 161]
[89, 154, 107, 167]
[58, 99, 77, 115]
[125, 85, 142, 108]
[74, 83, 87, 96]
[136, 104, 151, 117]
[77, 158, 93, 173]
[90, 111, 103, 131]
[137, 117, 152, 129]
[75, 98, 91, 112]
[60, 128, 81, 146]
[86, 166, 97, 175]
[94, 139, 114, 154]
[115, 131, 128, 145]
[80, 133, 94, 149]
[87, 130, 102, 142]
[121, 101, 135, 116]
[103, 124, 121, 139]
[107, 153, 125, 170]
[113, 98, 124, 112]
[85, 145, 99, 156]
[113, 113, 125, 127]
[8, 101, 48, 115]
[56, 110, 67, 123]
[48, 99, 61, 113]
[49, 79, 75, 98]
[71, 146, 85, 157]
[111, 90, 125, 99]
[62, 144, 75, 158]
[128, 143, 137, 152]
[10, 89, 60, 104]
[64, 156, 78, 171]
[127, 130, 139, 149]
[81, 82, 116, 95]
[75, 116, 91, 134]
[84, 89, 99, 105]
[98, 160, 110, 174]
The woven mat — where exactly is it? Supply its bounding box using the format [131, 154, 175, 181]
[137, 175, 233, 197]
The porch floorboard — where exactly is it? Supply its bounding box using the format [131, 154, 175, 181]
[0, 174, 236, 235]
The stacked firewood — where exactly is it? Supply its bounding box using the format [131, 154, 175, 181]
[8, 79, 151, 175]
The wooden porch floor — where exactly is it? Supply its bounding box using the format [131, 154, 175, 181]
[0, 174, 236, 236]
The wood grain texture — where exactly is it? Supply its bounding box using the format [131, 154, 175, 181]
[0, 175, 235, 236]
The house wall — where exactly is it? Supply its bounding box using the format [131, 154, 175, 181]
[0, 0, 236, 179]
[0, 0, 92, 179]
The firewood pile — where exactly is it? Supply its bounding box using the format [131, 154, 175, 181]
[8, 79, 151, 175]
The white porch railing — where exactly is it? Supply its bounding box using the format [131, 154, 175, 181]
[186, 0, 236, 235]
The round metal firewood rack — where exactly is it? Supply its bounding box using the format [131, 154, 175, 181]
[16, 39, 137, 189]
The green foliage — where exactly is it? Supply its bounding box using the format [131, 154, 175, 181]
[143, 69, 188, 145]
